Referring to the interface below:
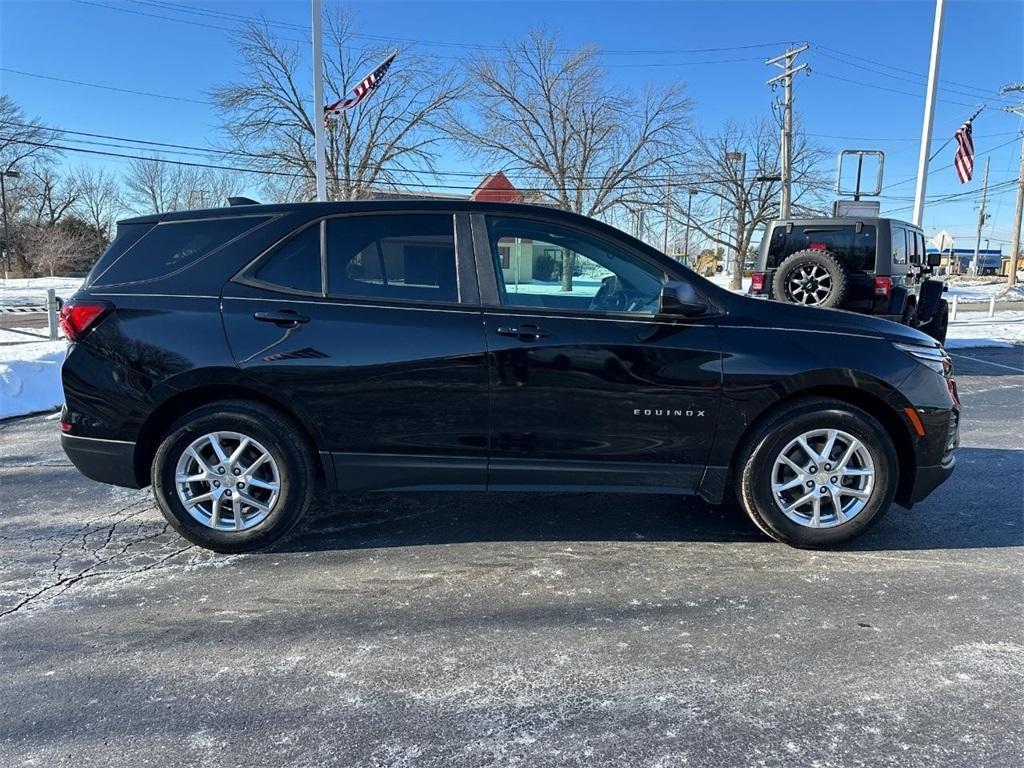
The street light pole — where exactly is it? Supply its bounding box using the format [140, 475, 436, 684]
[684, 188, 697, 266]
[311, 0, 328, 202]
[912, 0, 946, 228]
[726, 151, 747, 290]
[1000, 83, 1024, 285]
[1, 169, 20, 280]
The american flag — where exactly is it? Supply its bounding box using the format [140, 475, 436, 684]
[324, 51, 397, 125]
[953, 118, 974, 184]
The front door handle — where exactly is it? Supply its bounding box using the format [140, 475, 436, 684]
[497, 324, 550, 341]
[254, 310, 310, 328]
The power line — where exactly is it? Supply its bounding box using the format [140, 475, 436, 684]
[0, 67, 209, 105]
[811, 49, 1007, 104]
[118, 0, 794, 57]
[813, 70, 979, 109]
[814, 44, 1003, 100]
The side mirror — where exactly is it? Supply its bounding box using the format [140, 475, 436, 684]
[660, 281, 709, 317]
[927, 252, 942, 267]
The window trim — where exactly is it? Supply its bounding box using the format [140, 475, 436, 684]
[234, 210, 470, 308]
[93, 213, 278, 288]
[475, 212, 713, 322]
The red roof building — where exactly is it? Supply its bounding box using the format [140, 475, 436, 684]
[469, 171, 525, 204]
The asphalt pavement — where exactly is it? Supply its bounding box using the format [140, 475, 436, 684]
[1, 346, 1021, 767]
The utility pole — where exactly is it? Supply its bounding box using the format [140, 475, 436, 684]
[912, 0, 946, 227]
[0, 169, 19, 280]
[767, 44, 809, 220]
[1001, 83, 1024, 285]
[311, 0, 328, 201]
[662, 179, 672, 256]
[683, 188, 698, 266]
[726, 151, 746, 290]
[971, 156, 991, 276]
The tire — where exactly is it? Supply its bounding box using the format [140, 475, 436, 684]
[152, 400, 316, 553]
[772, 249, 849, 308]
[736, 397, 898, 548]
[900, 298, 917, 326]
[919, 299, 949, 344]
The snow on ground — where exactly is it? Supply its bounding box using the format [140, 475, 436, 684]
[0, 277, 83, 307]
[945, 311, 1024, 350]
[942, 276, 1024, 304]
[0, 341, 66, 419]
[707, 274, 752, 292]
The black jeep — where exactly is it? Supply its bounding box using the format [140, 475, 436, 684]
[749, 217, 949, 343]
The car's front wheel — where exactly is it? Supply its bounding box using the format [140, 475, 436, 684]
[736, 398, 898, 547]
[152, 400, 315, 553]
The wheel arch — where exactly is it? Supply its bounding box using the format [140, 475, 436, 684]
[133, 383, 329, 488]
[727, 383, 917, 506]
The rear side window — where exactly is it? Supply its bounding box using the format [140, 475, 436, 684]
[92, 216, 268, 286]
[767, 225, 876, 271]
[255, 224, 323, 294]
[326, 214, 457, 303]
[892, 226, 908, 265]
[84, 222, 153, 287]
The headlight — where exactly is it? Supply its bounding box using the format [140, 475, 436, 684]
[894, 342, 948, 375]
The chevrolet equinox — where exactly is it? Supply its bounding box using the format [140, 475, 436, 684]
[59, 200, 959, 552]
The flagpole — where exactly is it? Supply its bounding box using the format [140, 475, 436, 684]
[311, 0, 328, 202]
[912, 0, 946, 227]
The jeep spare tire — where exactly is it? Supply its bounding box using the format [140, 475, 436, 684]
[772, 249, 849, 309]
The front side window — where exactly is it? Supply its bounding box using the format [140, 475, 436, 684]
[487, 217, 667, 314]
[326, 214, 457, 303]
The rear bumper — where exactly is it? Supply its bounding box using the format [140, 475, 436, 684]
[907, 456, 956, 505]
[61, 433, 144, 489]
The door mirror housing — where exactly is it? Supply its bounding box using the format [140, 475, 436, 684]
[660, 281, 709, 317]
[926, 252, 942, 267]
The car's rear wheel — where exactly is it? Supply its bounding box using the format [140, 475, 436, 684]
[736, 398, 898, 547]
[152, 400, 315, 553]
[772, 249, 849, 309]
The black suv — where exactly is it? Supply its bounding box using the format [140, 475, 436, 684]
[750, 217, 949, 343]
[59, 200, 959, 552]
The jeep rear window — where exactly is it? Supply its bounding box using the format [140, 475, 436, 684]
[91, 216, 269, 286]
[766, 225, 876, 271]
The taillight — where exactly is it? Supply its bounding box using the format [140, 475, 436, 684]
[873, 276, 892, 297]
[59, 300, 111, 341]
[750, 272, 766, 293]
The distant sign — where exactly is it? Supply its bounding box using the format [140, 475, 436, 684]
[833, 199, 880, 217]
[931, 230, 954, 252]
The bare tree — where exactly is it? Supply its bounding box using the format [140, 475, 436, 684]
[21, 163, 79, 227]
[448, 29, 691, 289]
[122, 156, 244, 214]
[211, 9, 462, 201]
[672, 119, 827, 289]
[0, 95, 61, 174]
[22, 221, 88, 277]
[74, 165, 122, 238]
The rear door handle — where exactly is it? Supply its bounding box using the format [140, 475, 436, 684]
[497, 324, 550, 341]
[253, 310, 310, 328]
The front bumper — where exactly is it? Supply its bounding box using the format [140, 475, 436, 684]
[908, 455, 956, 504]
[61, 433, 144, 489]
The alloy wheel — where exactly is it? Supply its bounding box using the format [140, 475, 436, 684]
[786, 264, 833, 305]
[770, 428, 875, 528]
[174, 431, 281, 531]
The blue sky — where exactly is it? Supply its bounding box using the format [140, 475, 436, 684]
[2, 0, 1022, 249]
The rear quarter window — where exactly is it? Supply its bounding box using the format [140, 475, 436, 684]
[91, 216, 270, 286]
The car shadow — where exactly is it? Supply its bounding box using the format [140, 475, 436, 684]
[271, 447, 1022, 555]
